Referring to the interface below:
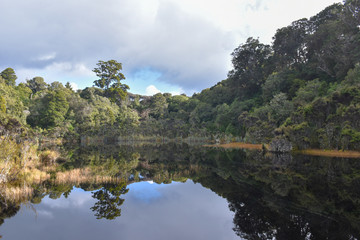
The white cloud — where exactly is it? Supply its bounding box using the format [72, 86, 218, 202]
[43, 197, 70, 209]
[145, 85, 161, 96]
[35, 52, 57, 61]
[42, 191, 91, 209]
[16, 68, 40, 82]
[169, 87, 185, 96]
[37, 209, 54, 219]
[169, 91, 182, 96]
[15, 62, 95, 89]
[70, 82, 79, 91]
[44, 62, 93, 77]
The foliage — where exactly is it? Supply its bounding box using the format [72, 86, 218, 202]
[228, 37, 273, 100]
[149, 93, 168, 119]
[0, 79, 27, 126]
[27, 88, 70, 129]
[0, 68, 17, 87]
[0, 96, 6, 114]
[91, 183, 129, 220]
[26, 77, 48, 94]
[93, 60, 129, 102]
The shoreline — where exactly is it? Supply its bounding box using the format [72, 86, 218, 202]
[204, 142, 360, 158]
[203, 142, 264, 150]
[296, 149, 360, 158]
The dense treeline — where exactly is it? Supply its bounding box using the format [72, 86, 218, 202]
[1, 0, 360, 150]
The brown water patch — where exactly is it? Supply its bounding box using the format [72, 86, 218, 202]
[298, 149, 360, 158]
[55, 168, 124, 184]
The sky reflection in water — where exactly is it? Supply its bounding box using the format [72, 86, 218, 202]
[2, 180, 239, 240]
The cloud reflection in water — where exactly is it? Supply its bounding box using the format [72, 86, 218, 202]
[2, 180, 237, 240]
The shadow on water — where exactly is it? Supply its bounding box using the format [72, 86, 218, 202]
[1, 142, 360, 239]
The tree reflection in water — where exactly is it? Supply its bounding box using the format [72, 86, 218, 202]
[195, 148, 360, 240]
[91, 182, 129, 220]
[0, 195, 21, 238]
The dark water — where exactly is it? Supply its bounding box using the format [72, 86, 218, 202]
[1, 143, 360, 239]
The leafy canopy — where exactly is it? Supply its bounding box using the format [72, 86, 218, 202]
[1, 68, 17, 87]
[93, 60, 129, 102]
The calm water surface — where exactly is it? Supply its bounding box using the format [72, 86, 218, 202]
[2, 181, 237, 240]
[0, 143, 360, 239]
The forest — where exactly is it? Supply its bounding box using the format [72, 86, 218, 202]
[1, 0, 360, 151]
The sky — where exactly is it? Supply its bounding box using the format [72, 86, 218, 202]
[0, 0, 338, 96]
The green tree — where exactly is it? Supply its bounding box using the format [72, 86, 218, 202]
[308, 3, 343, 31]
[117, 106, 140, 129]
[0, 80, 26, 122]
[93, 60, 129, 101]
[262, 72, 286, 102]
[343, 0, 360, 28]
[168, 94, 189, 113]
[293, 79, 325, 106]
[272, 18, 309, 69]
[306, 3, 360, 81]
[344, 63, 360, 86]
[228, 37, 273, 100]
[0, 68, 17, 86]
[15, 83, 32, 107]
[267, 93, 293, 125]
[215, 103, 231, 132]
[44, 90, 70, 128]
[190, 102, 214, 126]
[26, 77, 48, 94]
[49, 81, 65, 91]
[65, 82, 73, 90]
[149, 93, 168, 119]
[28, 89, 70, 129]
[0, 96, 6, 114]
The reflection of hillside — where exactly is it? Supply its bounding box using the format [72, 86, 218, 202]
[1, 144, 360, 238]
[194, 150, 360, 239]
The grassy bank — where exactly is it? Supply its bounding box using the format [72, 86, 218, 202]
[296, 149, 360, 159]
[204, 142, 264, 150]
[205, 141, 360, 159]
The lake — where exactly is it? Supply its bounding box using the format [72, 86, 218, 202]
[0, 143, 360, 239]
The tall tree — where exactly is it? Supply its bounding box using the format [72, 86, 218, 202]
[272, 18, 309, 69]
[306, 2, 360, 80]
[65, 82, 73, 90]
[228, 38, 273, 100]
[93, 60, 129, 101]
[0, 68, 17, 87]
[343, 0, 360, 27]
[149, 93, 168, 119]
[28, 90, 69, 129]
[26, 77, 48, 94]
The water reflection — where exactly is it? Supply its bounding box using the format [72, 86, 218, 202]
[91, 183, 128, 220]
[1, 181, 237, 240]
[0, 143, 360, 239]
